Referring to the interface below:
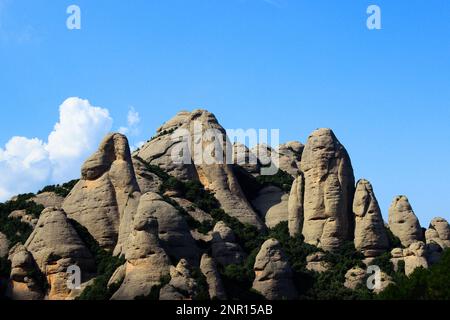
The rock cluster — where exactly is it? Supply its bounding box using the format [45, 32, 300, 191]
[391, 241, 429, 276]
[1, 109, 448, 301]
[135, 110, 265, 231]
[160, 259, 199, 300]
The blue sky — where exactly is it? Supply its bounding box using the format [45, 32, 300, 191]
[0, 0, 449, 226]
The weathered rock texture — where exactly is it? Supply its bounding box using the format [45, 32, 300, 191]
[301, 128, 355, 251]
[233, 142, 260, 175]
[211, 221, 246, 267]
[160, 259, 199, 300]
[353, 180, 389, 257]
[63, 133, 140, 250]
[135, 110, 265, 230]
[391, 241, 429, 276]
[0, 232, 9, 258]
[132, 193, 199, 265]
[132, 157, 163, 194]
[200, 254, 227, 300]
[426, 217, 450, 250]
[31, 192, 64, 209]
[344, 267, 366, 290]
[111, 210, 171, 300]
[305, 252, 331, 273]
[8, 210, 38, 228]
[6, 244, 44, 300]
[252, 186, 289, 229]
[252, 239, 298, 300]
[24, 208, 95, 300]
[288, 174, 304, 237]
[388, 196, 423, 247]
[344, 266, 393, 294]
[252, 142, 304, 178]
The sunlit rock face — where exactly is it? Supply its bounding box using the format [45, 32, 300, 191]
[300, 128, 355, 251]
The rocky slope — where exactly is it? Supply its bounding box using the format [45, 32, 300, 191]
[0, 109, 448, 301]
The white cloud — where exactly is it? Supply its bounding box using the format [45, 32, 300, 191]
[127, 107, 140, 127]
[47, 97, 113, 181]
[0, 97, 113, 201]
[119, 106, 141, 136]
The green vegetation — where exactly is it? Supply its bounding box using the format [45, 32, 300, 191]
[37, 179, 79, 197]
[70, 220, 126, 300]
[378, 249, 450, 300]
[256, 169, 294, 192]
[0, 194, 44, 246]
[191, 267, 210, 300]
[385, 226, 403, 249]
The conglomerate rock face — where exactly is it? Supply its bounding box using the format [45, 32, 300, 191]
[63, 133, 140, 250]
[24, 208, 95, 300]
[353, 180, 389, 257]
[252, 239, 298, 300]
[1, 109, 448, 301]
[426, 217, 450, 250]
[388, 196, 424, 247]
[111, 208, 171, 300]
[135, 110, 265, 231]
[300, 128, 355, 251]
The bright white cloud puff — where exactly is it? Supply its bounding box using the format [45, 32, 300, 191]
[0, 97, 113, 201]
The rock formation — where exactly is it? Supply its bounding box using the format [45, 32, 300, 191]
[24, 208, 96, 300]
[252, 186, 289, 229]
[211, 221, 246, 267]
[0, 232, 9, 258]
[301, 128, 355, 251]
[132, 157, 163, 194]
[305, 252, 331, 273]
[251, 142, 304, 178]
[135, 110, 265, 230]
[252, 239, 298, 300]
[353, 180, 389, 257]
[388, 196, 423, 247]
[1, 109, 449, 301]
[8, 210, 38, 228]
[111, 211, 171, 300]
[160, 259, 199, 300]
[344, 267, 366, 290]
[391, 241, 429, 276]
[232, 142, 260, 175]
[200, 254, 227, 300]
[426, 217, 450, 250]
[63, 133, 140, 250]
[344, 266, 393, 294]
[129, 193, 200, 265]
[6, 244, 44, 300]
[288, 174, 304, 237]
[31, 192, 64, 209]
